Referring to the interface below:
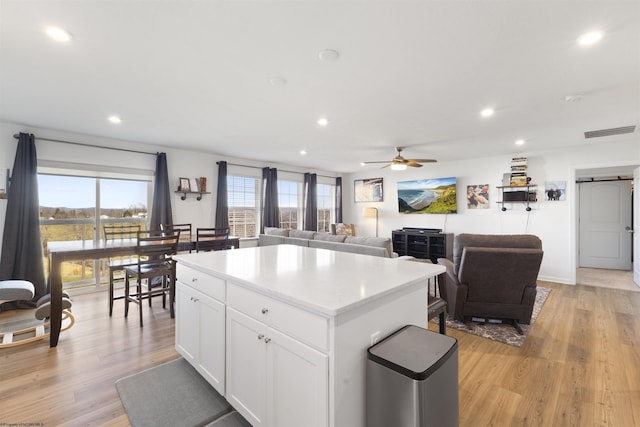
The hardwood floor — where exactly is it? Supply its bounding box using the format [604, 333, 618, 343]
[1, 281, 639, 426]
[0, 292, 179, 427]
[577, 267, 638, 292]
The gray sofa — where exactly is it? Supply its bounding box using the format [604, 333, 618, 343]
[437, 233, 544, 332]
[258, 227, 396, 258]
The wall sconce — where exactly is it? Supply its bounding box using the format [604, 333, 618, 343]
[363, 207, 378, 237]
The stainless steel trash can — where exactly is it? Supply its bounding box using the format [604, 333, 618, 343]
[366, 325, 458, 427]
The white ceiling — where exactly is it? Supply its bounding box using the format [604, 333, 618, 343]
[1, 1, 638, 173]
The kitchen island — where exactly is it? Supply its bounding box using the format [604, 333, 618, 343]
[174, 244, 445, 427]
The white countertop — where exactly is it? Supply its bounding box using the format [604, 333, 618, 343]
[175, 244, 445, 316]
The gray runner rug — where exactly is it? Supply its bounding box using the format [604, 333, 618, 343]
[116, 358, 248, 427]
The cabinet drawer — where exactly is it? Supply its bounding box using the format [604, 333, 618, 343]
[227, 282, 328, 352]
[176, 263, 225, 301]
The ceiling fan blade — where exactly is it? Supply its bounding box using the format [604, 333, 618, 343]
[407, 159, 437, 163]
[363, 149, 437, 168]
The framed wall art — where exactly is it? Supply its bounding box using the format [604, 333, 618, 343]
[397, 177, 457, 214]
[179, 177, 190, 192]
[354, 178, 383, 202]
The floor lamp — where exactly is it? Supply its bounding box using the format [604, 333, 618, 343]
[363, 207, 378, 237]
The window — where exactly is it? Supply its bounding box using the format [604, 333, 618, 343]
[228, 175, 259, 238]
[39, 174, 150, 289]
[278, 180, 300, 230]
[317, 183, 334, 232]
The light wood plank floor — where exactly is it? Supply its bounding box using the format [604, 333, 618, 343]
[1, 279, 639, 426]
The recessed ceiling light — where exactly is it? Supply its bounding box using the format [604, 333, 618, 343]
[269, 77, 287, 87]
[360, 162, 366, 167]
[577, 31, 603, 46]
[480, 108, 494, 118]
[300, 149, 307, 155]
[318, 49, 340, 62]
[46, 27, 72, 42]
[515, 139, 525, 146]
[108, 116, 122, 124]
[317, 117, 329, 127]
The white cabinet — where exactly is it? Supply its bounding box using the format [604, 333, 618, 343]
[226, 306, 328, 427]
[174, 246, 442, 427]
[175, 269, 225, 395]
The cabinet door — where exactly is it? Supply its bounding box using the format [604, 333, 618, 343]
[175, 282, 198, 364]
[197, 293, 225, 394]
[226, 307, 267, 427]
[266, 327, 328, 427]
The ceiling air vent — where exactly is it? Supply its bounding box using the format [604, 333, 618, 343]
[584, 125, 636, 139]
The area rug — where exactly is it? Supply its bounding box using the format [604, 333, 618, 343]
[434, 287, 551, 347]
[116, 357, 241, 427]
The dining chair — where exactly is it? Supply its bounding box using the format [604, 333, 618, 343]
[124, 229, 180, 327]
[161, 223, 193, 253]
[103, 223, 142, 316]
[196, 227, 230, 252]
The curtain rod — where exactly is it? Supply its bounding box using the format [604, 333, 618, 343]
[13, 134, 157, 156]
[218, 161, 337, 179]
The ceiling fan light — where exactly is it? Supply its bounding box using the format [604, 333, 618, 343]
[390, 163, 407, 171]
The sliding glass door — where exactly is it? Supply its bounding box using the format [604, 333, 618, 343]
[39, 174, 150, 290]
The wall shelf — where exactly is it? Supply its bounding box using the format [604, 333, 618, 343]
[497, 184, 537, 211]
[175, 190, 210, 201]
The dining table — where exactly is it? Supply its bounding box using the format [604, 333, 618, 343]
[46, 234, 239, 347]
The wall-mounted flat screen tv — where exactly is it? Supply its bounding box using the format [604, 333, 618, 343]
[397, 177, 457, 214]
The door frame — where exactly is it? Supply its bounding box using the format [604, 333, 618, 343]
[572, 161, 638, 284]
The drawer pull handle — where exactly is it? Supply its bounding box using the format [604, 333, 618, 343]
[261, 308, 269, 315]
[192, 278, 198, 282]
[258, 334, 264, 340]
[265, 338, 271, 344]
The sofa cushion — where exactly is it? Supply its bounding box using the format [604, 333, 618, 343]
[289, 230, 316, 240]
[345, 236, 393, 257]
[259, 234, 285, 246]
[309, 240, 387, 258]
[282, 237, 311, 247]
[313, 233, 347, 243]
[265, 227, 289, 237]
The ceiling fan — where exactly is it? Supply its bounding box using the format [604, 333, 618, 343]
[362, 147, 437, 170]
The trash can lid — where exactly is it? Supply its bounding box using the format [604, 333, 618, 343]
[367, 325, 457, 381]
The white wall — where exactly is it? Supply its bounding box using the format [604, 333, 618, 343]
[0, 120, 337, 258]
[2, 119, 638, 284]
[344, 138, 640, 284]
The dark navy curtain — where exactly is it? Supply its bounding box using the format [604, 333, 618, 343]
[150, 153, 173, 231]
[215, 161, 229, 230]
[261, 167, 279, 234]
[0, 132, 47, 309]
[303, 173, 317, 231]
[335, 177, 343, 223]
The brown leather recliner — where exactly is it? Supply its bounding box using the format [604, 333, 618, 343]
[437, 234, 543, 333]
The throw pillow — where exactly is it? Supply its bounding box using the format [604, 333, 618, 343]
[265, 227, 289, 237]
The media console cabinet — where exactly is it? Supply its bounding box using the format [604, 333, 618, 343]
[392, 229, 453, 262]
[174, 244, 445, 427]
